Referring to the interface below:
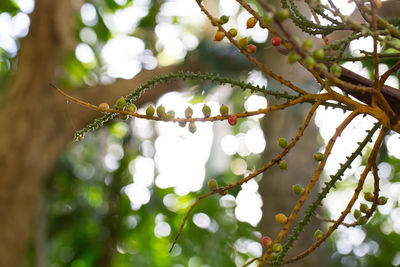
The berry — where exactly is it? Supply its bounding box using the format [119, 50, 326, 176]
[276, 9, 290, 21]
[314, 152, 324, 161]
[278, 137, 288, 148]
[185, 106, 193, 118]
[246, 17, 257, 29]
[364, 192, 374, 202]
[302, 38, 313, 51]
[331, 63, 342, 77]
[314, 229, 323, 240]
[275, 213, 288, 224]
[262, 12, 274, 26]
[179, 120, 186, 127]
[304, 56, 316, 69]
[99, 102, 110, 112]
[238, 37, 248, 50]
[278, 160, 288, 170]
[292, 184, 304, 195]
[119, 113, 128, 120]
[208, 178, 218, 190]
[116, 97, 127, 110]
[202, 104, 211, 118]
[247, 44, 257, 54]
[379, 196, 388, 205]
[262, 236, 272, 247]
[319, 63, 328, 72]
[166, 110, 175, 120]
[360, 203, 369, 213]
[272, 243, 282, 252]
[146, 105, 155, 117]
[220, 104, 229, 115]
[271, 37, 281, 47]
[228, 28, 238, 37]
[313, 48, 325, 61]
[353, 209, 361, 219]
[126, 104, 137, 113]
[228, 115, 237, 126]
[218, 15, 229, 24]
[189, 122, 197, 134]
[214, 31, 224, 42]
[357, 216, 368, 225]
[156, 105, 165, 117]
[269, 253, 277, 261]
[287, 52, 299, 64]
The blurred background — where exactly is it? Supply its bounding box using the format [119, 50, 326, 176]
[1, 0, 400, 266]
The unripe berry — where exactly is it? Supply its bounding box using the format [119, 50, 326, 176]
[331, 63, 342, 77]
[156, 105, 165, 117]
[228, 28, 238, 37]
[379, 196, 388, 205]
[167, 110, 175, 120]
[353, 209, 361, 219]
[271, 37, 281, 47]
[116, 97, 127, 110]
[202, 104, 211, 118]
[208, 178, 218, 190]
[304, 56, 316, 69]
[220, 104, 229, 115]
[313, 48, 325, 61]
[275, 213, 288, 224]
[179, 120, 186, 127]
[262, 236, 272, 247]
[185, 106, 193, 118]
[247, 44, 257, 54]
[218, 15, 229, 24]
[119, 113, 128, 120]
[272, 243, 282, 252]
[262, 12, 274, 26]
[357, 216, 368, 225]
[269, 252, 277, 261]
[126, 104, 137, 113]
[360, 203, 369, 213]
[364, 192, 374, 202]
[278, 160, 288, 170]
[214, 31, 224, 42]
[246, 17, 257, 29]
[276, 9, 290, 21]
[302, 38, 313, 51]
[314, 229, 323, 240]
[238, 37, 248, 50]
[314, 152, 324, 161]
[292, 184, 304, 195]
[189, 122, 197, 134]
[287, 52, 299, 64]
[146, 105, 155, 117]
[278, 137, 288, 148]
[228, 115, 237, 126]
[99, 102, 110, 112]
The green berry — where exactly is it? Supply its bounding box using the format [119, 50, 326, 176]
[220, 104, 229, 115]
[146, 105, 155, 117]
[292, 184, 304, 195]
[238, 37, 248, 50]
[360, 203, 369, 213]
[185, 106, 193, 118]
[278, 137, 288, 148]
[314, 229, 323, 240]
[319, 63, 328, 72]
[278, 160, 288, 170]
[275, 213, 287, 224]
[116, 97, 127, 110]
[287, 52, 299, 64]
[331, 63, 342, 77]
[302, 38, 313, 51]
[119, 113, 128, 120]
[379, 196, 388, 205]
[313, 48, 325, 61]
[262, 12, 274, 26]
[189, 122, 196, 134]
[268, 252, 277, 261]
[126, 104, 137, 113]
[218, 15, 229, 24]
[228, 28, 238, 37]
[357, 216, 368, 225]
[272, 243, 282, 252]
[276, 9, 290, 21]
[156, 105, 165, 117]
[208, 178, 218, 190]
[167, 110, 175, 120]
[99, 102, 110, 112]
[314, 152, 324, 161]
[202, 104, 211, 118]
[304, 56, 316, 69]
[364, 192, 374, 202]
[353, 209, 361, 219]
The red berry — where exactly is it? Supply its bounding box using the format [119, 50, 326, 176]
[271, 37, 281, 47]
[247, 44, 256, 54]
[228, 115, 237, 125]
[262, 236, 272, 247]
